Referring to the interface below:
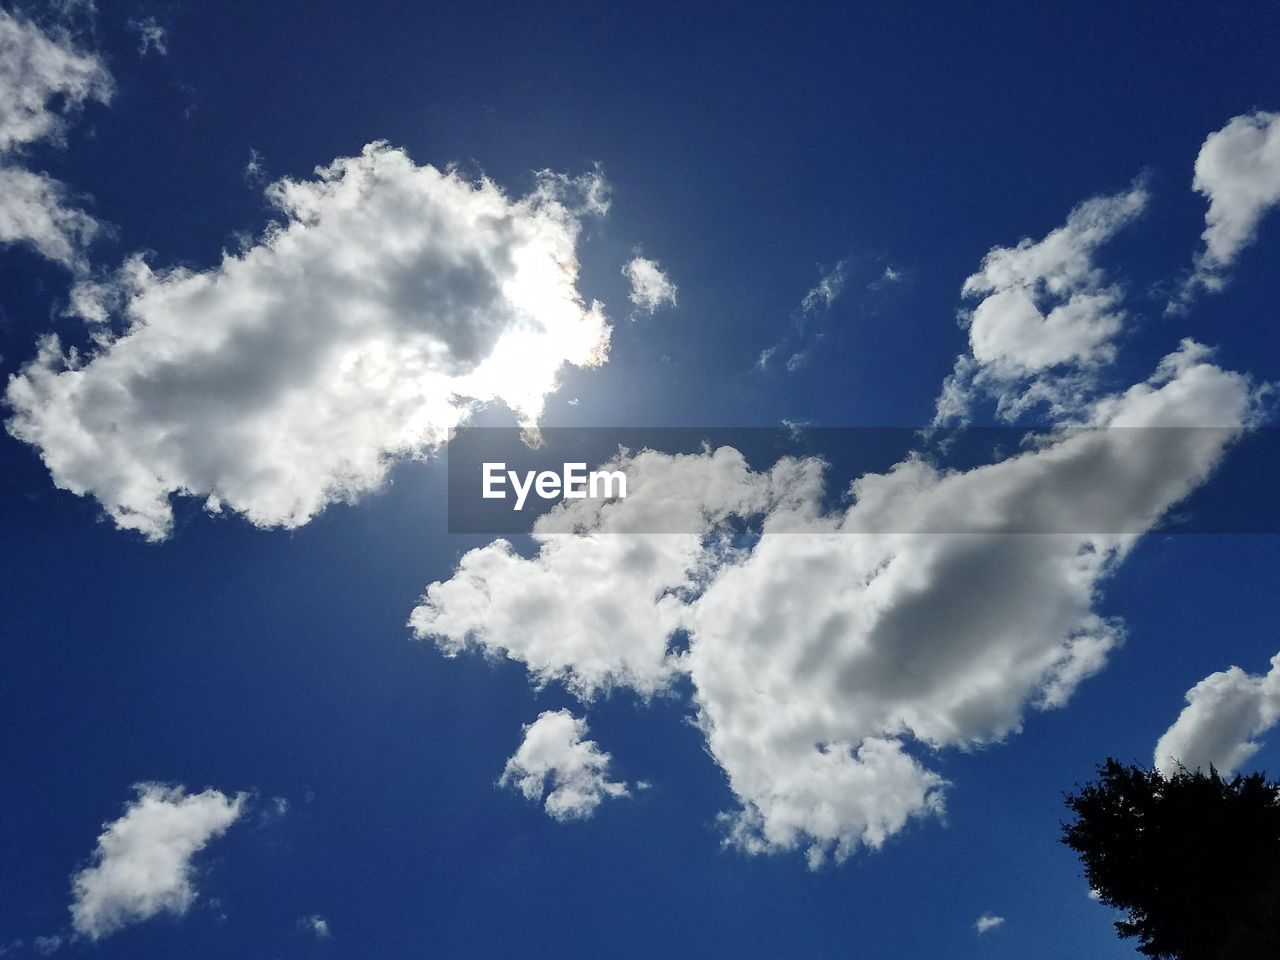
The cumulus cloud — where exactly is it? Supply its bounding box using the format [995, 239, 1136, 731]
[1154, 651, 1280, 776]
[500, 710, 631, 821]
[693, 350, 1253, 866]
[934, 181, 1147, 424]
[0, 8, 111, 269]
[6, 143, 612, 539]
[412, 446, 815, 698]
[622, 256, 676, 313]
[975, 914, 1005, 934]
[69, 783, 246, 940]
[1174, 110, 1280, 306]
[411, 167, 1267, 865]
[416, 340, 1259, 865]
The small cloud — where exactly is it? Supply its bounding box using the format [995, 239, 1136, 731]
[69, 783, 247, 940]
[800, 258, 850, 314]
[501, 710, 631, 821]
[622, 256, 677, 314]
[33, 935, 63, 956]
[244, 148, 266, 184]
[1089, 888, 1102, 901]
[0, 11, 112, 272]
[781, 418, 814, 440]
[127, 16, 167, 56]
[256, 795, 290, 824]
[870, 264, 909, 290]
[1170, 110, 1280, 311]
[299, 915, 331, 939]
[785, 350, 808, 373]
[1153, 649, 1280, 777]
[975, 914, 1005, 934]
[756, 257, 854, 373]
[567, 397, 580, 406]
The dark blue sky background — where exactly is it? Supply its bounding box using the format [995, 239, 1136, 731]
[2, 2, 1280, 957]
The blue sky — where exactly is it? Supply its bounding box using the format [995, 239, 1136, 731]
[2, 2, 1280, 958]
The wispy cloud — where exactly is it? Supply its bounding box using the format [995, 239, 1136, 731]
[299, 915, 332, 939]
[756, 256, 905, 373]
[799, 258, 850, 314]
[127, 16, 168, 56]
[0, 9, 112, 271]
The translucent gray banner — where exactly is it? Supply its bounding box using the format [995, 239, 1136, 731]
[446, 426, 1278, 535]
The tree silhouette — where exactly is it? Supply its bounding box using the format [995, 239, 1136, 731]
[1062, 759, 1280, 959]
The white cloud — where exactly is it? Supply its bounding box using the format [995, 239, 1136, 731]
[0, 9, 111, 269]
[756, 258, 853, 372]
[500, 710, 631, 821]
[691, 348, 1253, 866]
[1154, 651, 1280, 776]
[975, 914, 1005, 934]
[800, 258, 850, 313]
[0, 165, 101, 267]
[622, 256, 676, 313]
[244, 147, 266, 183]
[411, 446, 815, 699]
[0, 9, 110, 153]
[69, 783, 246, 940]
[127, 16, 167, 56]
[412, 170, 1266, 866]
[6, 143, 612, 540]
[416, 340, 1259, 866]
[299, 915, 331, 938]
[32, 935, 62, 956]
[935, 181, 1147, 424]
[1175, 110, 1280, 305]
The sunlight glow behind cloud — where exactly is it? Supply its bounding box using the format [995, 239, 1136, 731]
[5, 144, 612, 539]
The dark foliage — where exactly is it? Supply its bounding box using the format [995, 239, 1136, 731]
[1062, 759, 1280, 959]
